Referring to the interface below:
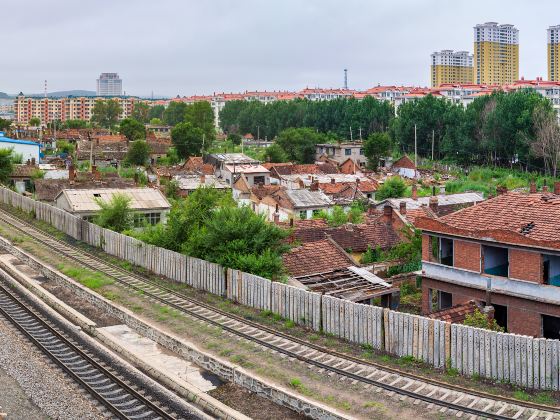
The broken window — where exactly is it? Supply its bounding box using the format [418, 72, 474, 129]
[483, 245, 509, 277]
[542, 314, 560, 339]
[430, 236, 453, 266]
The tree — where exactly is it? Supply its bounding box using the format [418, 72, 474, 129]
[57, 140, 75, 155]
[376, 176, 407, 200]
[184, 206, 290, 279]
[91, 100, 123, 128]
[148, 105, 165, 121]
[264, 143, 289, 163]
[171, 122, 205, 159]
[163, 101, 187, 126]
[94, 193, 134, 233]
[64, 119, 87, 129]
[0, 117, 11, 131]
[126, 140, 150, 166]
[29, 117, 41, 127]
[227, 133, 242, 146]
[185, 101, 215, 143]
[531, 103, 560, 177]
[275, 127, 327, 163]
[463, 309, 504, 332]
[119, 118, 146, 141]
[132, 102, 150, 123]
[149, 117, 163, 125]
[364, 132, 392, 170]
[0, 149, 13, 184]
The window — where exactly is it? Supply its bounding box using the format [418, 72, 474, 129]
[312, 209, 320, 217]
[359, 148, 364, 155]
[543, 254, 560, 286]
[429, 236, 453, 266]
[345, 148, 352, 156]
[299, 210, 307, 220]
[483, 245, 509, 277]
[437, 291, 452, 311]
[253, 175, 265, 185]
[542, 314, 560, 339]
[134, 212, 161, 227]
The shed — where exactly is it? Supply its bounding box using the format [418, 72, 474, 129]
[0, 133, 40, 163]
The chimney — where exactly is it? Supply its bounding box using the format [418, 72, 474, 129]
[330, 178, 335, 184]
[439, 185, 446, 194]
[133, 172, 139, 185]
[289, 217, 294, 227]
[368, 203, 376, 216]
[96, 138, 99, 145]
[429, 195, 439, 214]
[26, 159, 31, 165]
[412, 183, 418, 200]
[382, 204, 392, 224]
[543, 180, 549, 193]
[310, 180, 319, 191]
[69, 165, 75, 182]
[200, 174, 206, 184]
[496, 185, 508, 196]
[273, 204, 280, 224]
[31, 157, 36, 166]
[91, 164, 97, 176]
[399, 201, 407, 215]
[529, 181, 537, 194]
[554, 182, 560, 195]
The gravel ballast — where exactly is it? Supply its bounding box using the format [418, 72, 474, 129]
[0, 317, 106, 420]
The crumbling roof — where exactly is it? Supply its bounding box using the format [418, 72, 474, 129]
[415, 191, 560, 248]
[11, 164, 39, 178]
[76, 140, 128, 160]
[429, 300, 482, 324]
[294, 266, 397, 302]
[282, 239, 354, 277]
[272, 163, 339, 176]
[173, 174, 229, 191]
[283, 189, 333, 208]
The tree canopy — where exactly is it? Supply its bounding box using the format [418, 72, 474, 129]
[126, 140, 150, 166]
[375, 176, 407, 200]
[119, 118, 146, 141]
[163, 102, 187, 126]
[91, 100, 123, 128]
[94, 193, 134, 233]
[29, 117, 41, 127]
[171, 122, 205, 159]
[364, 132, 392, 170]
[275, 127, 327, 164]
[148, 105, 165, 122]
[131, 102, 150, 123]
[0, 149, 14, 184]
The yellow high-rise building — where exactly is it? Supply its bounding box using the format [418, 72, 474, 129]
[430, 50, 474, 87]
[548, 25, 560, 81]
[474, 22, 519, 85]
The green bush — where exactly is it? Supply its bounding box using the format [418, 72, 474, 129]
[376, 176, 407, 200]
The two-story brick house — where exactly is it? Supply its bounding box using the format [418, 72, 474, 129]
[415, 186, 560, 338]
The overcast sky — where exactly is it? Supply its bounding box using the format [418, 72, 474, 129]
[3, 0, 560, 97]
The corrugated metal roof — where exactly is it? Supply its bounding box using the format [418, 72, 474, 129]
[208, 153, 258, 164]
[285, 189, 333, 208]
[0, 137, 41, 147]
[224, 164, 269, 174]
[57, 188, 170, 213]
[173, 174, 229, 190]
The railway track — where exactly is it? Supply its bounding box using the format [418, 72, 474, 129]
[0, 207, 559, 419]
[0, 283, 175, 420]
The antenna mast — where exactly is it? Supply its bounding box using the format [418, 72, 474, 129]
[344, 69, 348, 90]
[44, 80, 47, 98]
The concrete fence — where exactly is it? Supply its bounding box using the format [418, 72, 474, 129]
[1, 187, 559, 390]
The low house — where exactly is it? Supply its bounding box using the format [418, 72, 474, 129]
[54, 187, 170, 224]
[318, 178, 378, 204]
[0, 133, 40, 163]
[283, 239, 398, 306]
[315, 142, 366, 167]
[76, 140, 128, 167]
[183, 157, 214, 175]
[391, 155, 417, 178]
[375, 190, 484, 217]
[204, 153, 258, 178]
[223, 163, 270, 186]
[9, 163, 41, 193]
[173, 174, 229, 196]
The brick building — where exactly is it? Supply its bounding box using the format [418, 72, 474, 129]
[415, 185, 560, 338]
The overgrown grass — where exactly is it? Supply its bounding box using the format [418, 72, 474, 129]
[56, 264, 114, 289]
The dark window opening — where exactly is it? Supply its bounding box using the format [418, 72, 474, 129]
[492, 303, 508, 332]
[543, 254, 560, 287]
[542, 314, 560, 339]
[438, 290, 452, 310]
[253, 175, 265, 185]
[483, 245, 509, 277]
[430, 236, 453, 266]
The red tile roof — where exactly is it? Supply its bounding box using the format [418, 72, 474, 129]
[393, 155, 416, 170]
[282, 239, 354, 277]
[415, 191, 560, 249]
[404, 206, 437, 226]
[429, 300, 481, 324]
[272, 163, 339, 176]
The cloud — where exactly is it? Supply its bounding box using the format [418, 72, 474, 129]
[2, 0, 559, 96]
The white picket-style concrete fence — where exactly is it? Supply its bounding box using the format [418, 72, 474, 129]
[1, 187, 559, 390]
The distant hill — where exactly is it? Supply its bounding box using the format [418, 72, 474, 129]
[24, 90, 97, 98]
[0, 92, 10, 99]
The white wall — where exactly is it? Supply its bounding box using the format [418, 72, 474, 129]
[0, 141, 40, 163]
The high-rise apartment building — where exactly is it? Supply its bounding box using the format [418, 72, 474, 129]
[548, 25, 560, 81]
[96, 73, 123, 96]
[430, 50, 474, 87]
[474, 22, 519, 85]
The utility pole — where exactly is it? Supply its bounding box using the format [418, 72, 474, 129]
[358, 127, 362, 141]
[431, 129, 435, 160]
[350, 126, 353, 141]
[257, 126, 260, 141]
[414, 124, 417, 169]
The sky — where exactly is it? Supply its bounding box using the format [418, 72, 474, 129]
[3, 0, 560, 97]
